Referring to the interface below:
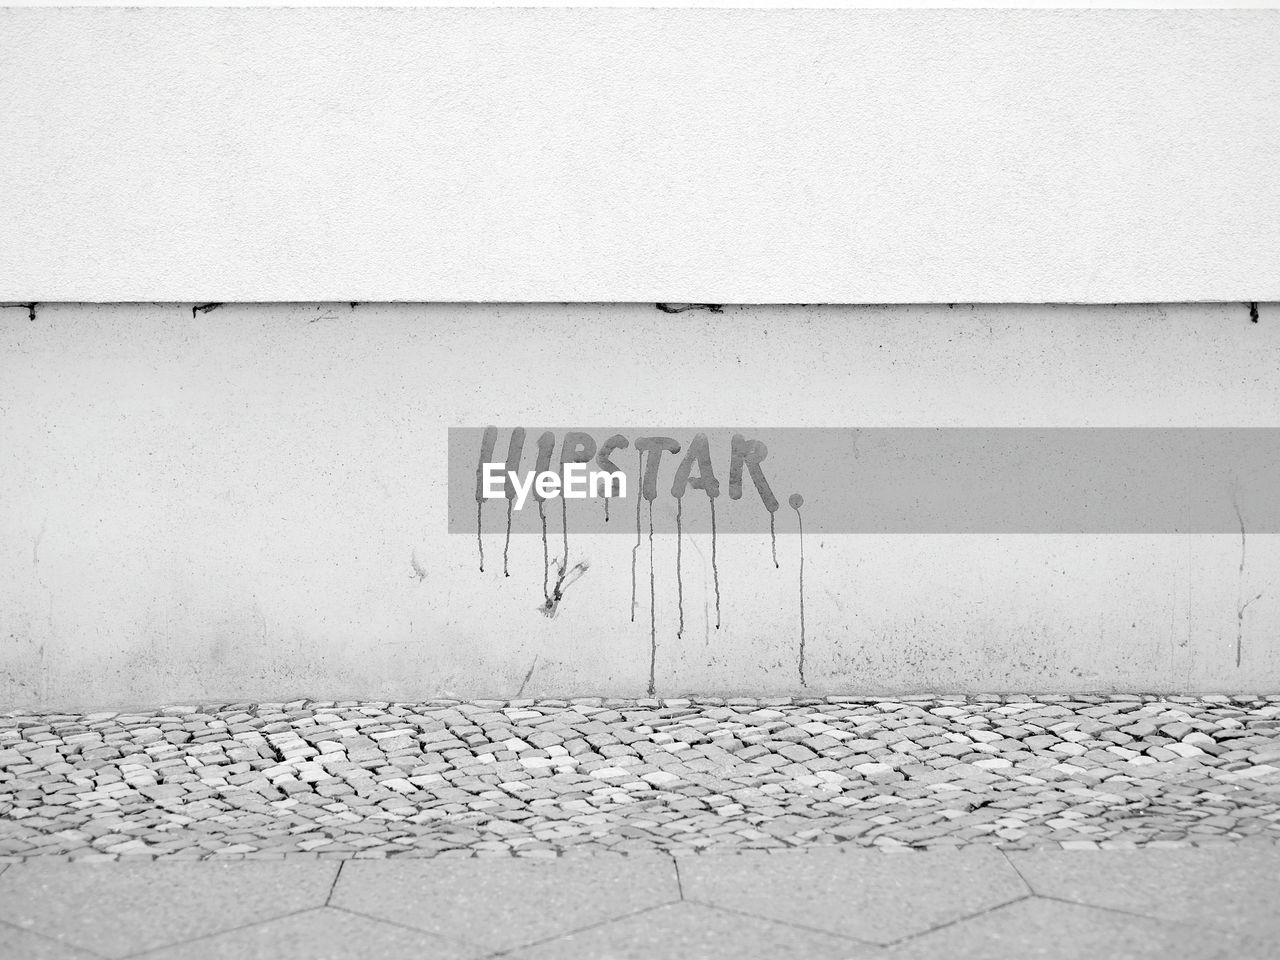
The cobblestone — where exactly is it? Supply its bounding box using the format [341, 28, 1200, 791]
[1, 695, 1278, 861]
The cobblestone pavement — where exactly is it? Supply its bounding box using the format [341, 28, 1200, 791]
[2, 695, 1279, 861]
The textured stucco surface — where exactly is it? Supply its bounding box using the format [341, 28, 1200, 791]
[2, 302, 1279, 709]
[2, 7, 1279, 303]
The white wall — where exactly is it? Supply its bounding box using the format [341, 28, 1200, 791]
[2, 7, 1278, 303]
[4, 8, 1279, 707]
[3, 302, 1279, 710]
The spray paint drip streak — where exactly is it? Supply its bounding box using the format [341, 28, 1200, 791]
[630, 450, 643, 624]
[538, 500, 550, 604]
[676, 497, 684, 639]
[503, 500, 513, 578]
[476, 501, 485, 573]
[710, 498, 721, 630]
[792, 495, 806, 686]
[770, 512, 779, 569]
[648, 499, 657, 696]
[561, 497, 569, 572]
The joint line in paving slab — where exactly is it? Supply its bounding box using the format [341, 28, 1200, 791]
[325, 903, 485, 954]
[884, 892, 1035, 948]
[0, 917, 78, 957]
[485, 901, 678, 958]
[324, 859, 344, 906]
[1029, 892, 1224, 933]
[115, 906, 321, 960]
[682, 898, 878, 947]
[999, 848, 1036, 897]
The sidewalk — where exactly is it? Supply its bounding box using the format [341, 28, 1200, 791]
[2, 844, 1278, 959]
[2, 695, 1278, 957]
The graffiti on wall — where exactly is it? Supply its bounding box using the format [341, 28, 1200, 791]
[451, 426, 1280, 690]
[468, 428, 810, 693]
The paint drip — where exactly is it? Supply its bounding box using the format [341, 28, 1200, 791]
[790, 493, 806, 686]
[474, 425, 498, 574]
[770, 512, 779, 569]
[503, 499, 513, 578]
[561, 497, 569, 570]
[538, 500, 550, 605]
[710, 498, 721, 629]
[648, 498, 657, 696]
[631, 450, 644, 623]
[675, 497, 684, 639]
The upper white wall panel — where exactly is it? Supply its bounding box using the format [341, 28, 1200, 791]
[2, 8, 1277, 302]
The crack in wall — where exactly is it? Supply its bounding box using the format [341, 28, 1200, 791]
[515, 655, 538, 698]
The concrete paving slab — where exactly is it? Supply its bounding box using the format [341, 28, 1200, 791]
[132, 906, 479, 960]
[887, 896, 1266, 960]
[505, 901, 882, 960]
[677, 846, 1028, 944]
[0, 922, 98, 960]
[330, 854, 680, 953]
[0, 861, 337, 958]
[1008, 847, 1280, 940]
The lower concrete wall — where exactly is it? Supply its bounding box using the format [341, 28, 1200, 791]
[3, 302, 1278, 709]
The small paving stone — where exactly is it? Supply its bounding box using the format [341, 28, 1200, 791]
[1, 695, 1277, 860]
